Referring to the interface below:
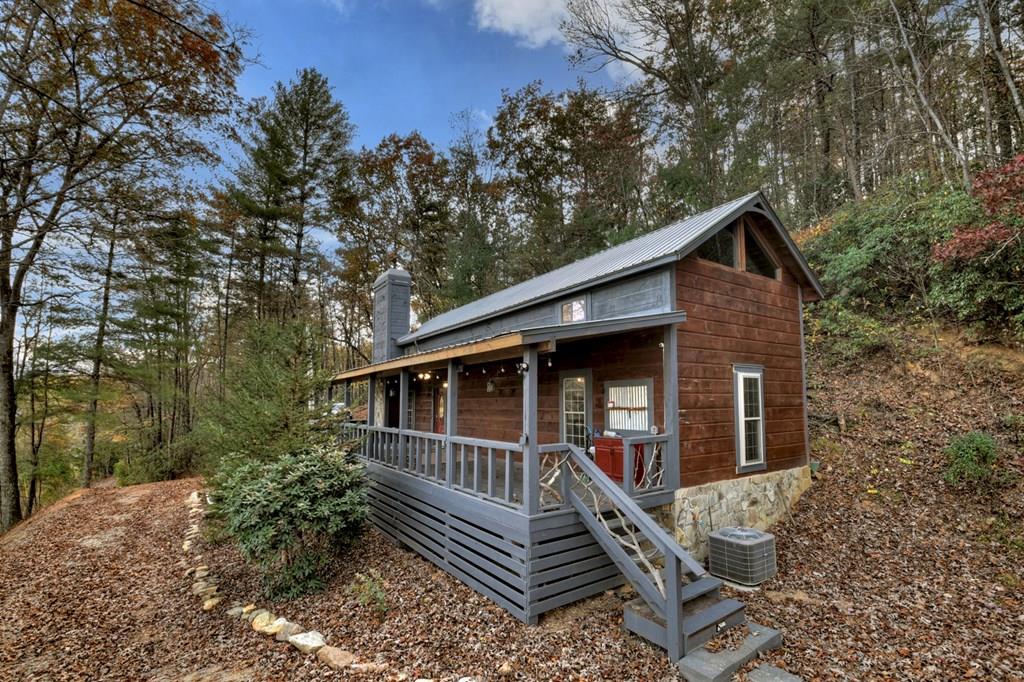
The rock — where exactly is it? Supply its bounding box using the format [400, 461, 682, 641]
[191, 581, 209, 595]
[257, 617, 290, 635]
[288, 630, 326, 654]
[352, 663, 389, 675]
[244, 608, 269, 623]
[194, 568, 209, 579]
[196, 585, 218, 599]
[202, 597, 222, 611]
[497, 661, 513, 676]
[182, 540, 192, 552]
[188, 491, 200, 504]
[226, 607, 244, 618]
[241, 604, 257, 615]
[250, 611, 276, 631]
[317, 646, 355, 670]
[275, 622, 304, 641]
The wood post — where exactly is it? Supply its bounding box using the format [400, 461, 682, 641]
[342, 380, 351, 407]
[663, 324, 680, 490]
[522, 345, 539, 515]
[445, 359, 458, 488]
[398, 370, 408, 471]
[367, 375, 376, 426]
[665, 555, 684, 661]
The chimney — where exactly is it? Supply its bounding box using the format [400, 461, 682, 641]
[372, 269, 412, 362]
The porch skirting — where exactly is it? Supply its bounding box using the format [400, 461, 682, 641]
[672, 466, 812, 561]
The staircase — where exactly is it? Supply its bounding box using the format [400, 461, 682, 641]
[554, 444, 747, 663]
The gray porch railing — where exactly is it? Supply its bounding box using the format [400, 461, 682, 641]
[342, 423, 525, 509]
[342, 422, 670, 514]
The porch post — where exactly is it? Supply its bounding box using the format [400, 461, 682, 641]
[445, 359, 458, 487]
[522, 345, 539, 515]
[663, 324, 680, 489]
[398, 370, 409, 471]
[343, 380, 351, 407]
[367, 374, 377, 426]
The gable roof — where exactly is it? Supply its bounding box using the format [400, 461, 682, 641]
[401, 191, 823, 345]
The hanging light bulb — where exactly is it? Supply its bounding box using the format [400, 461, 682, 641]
[547, 356, 553, 368]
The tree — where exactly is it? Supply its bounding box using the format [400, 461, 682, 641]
[0, 0, 242, 528]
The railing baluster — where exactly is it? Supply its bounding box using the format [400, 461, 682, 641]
[471, 445, 478, 493]
[623, 440, 635, 496]
[459, 443, 466, 488]
[504, 448, 512, 502]
[487, 447, 496, 498]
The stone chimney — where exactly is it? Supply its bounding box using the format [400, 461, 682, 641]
[372, 269, 412, 362]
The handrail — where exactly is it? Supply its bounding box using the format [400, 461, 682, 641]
[449, 434, 524, 452]
[559, 442, 706, 580]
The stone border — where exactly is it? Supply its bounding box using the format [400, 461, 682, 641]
[181, 490, 482, 681]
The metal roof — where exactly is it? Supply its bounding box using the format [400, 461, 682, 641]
[401, 191, 822, 345]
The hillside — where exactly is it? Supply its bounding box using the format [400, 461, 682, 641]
[0, 327, 1020, 680]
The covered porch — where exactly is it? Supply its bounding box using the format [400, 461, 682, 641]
[332, 311, 685, 623]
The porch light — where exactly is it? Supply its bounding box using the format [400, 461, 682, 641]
[515, 361, 529, 374]
[547, 356, 552, 368]
[442, 381, 449, 388]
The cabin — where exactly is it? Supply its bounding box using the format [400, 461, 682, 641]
[333, 191, 823, 665]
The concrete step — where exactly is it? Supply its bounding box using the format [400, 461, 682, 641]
[747, 664, 803, 681]
[676, 621, 783, 682]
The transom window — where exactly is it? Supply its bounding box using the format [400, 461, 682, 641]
[561, 298, 586, 323]
[694, 222, 736, 267]
[734, 366, 766, 471]
[561, 374, 589, 448]
[745, 229, 778, 279]
[605, 379, 653, 434]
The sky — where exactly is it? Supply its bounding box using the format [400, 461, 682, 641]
[216, 0, 617, 150]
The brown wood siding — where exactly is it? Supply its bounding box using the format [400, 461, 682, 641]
[408, 332, 667, 446]
[676, 254, 808, 486]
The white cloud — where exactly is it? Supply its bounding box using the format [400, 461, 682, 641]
[472, 0, 568, 49]
[318, 0, 350, 15]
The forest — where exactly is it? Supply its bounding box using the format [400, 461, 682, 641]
[1, 0, 1022, 532]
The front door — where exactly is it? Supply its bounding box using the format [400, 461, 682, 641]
[432, 387, 446, 434]
[560, 372, 590, 449]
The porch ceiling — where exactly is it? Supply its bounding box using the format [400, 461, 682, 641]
[331, 310, 687, 383]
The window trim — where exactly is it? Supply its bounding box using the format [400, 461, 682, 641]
[733, 364, 767, 473]
[558, 295, 589, 324]
[559, 369, 593, 448]
[603, 378, 655, 435]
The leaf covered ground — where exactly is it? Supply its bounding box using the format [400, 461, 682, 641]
[0, 333, 1022, 681]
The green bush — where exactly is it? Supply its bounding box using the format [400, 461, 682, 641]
[349, 569, 388, 618]
[806, 300, 895, 364]
[212, 445, 368, 599]
[943, 431, 1010, 489]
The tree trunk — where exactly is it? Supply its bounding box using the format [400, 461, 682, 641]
[82, 230, 117, 488]
[0, 306, 22, 531]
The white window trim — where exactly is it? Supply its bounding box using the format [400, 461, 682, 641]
[733, 364, 767, 473]
[604, 378, 654, 435]
[559, 369, 592, 448]
[558, 295, 589, 324]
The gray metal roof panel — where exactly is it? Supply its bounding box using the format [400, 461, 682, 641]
[402, 191, 805, 344]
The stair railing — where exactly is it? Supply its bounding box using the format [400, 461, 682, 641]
[550, 442, 707, 661]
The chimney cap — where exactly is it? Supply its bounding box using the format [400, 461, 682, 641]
[373, 268, 412, 288]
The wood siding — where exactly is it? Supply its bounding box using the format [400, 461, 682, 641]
[407, 331, 667, 446]
[675, 254, 808, 486]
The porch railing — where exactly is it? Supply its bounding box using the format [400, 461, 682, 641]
[342, 422, 670, 514]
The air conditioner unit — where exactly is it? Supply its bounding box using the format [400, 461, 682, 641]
[708, 527, 777, 586]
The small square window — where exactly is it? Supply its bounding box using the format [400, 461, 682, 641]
[561, 298, 586, 323]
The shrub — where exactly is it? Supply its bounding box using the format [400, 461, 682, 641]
[349, 569, 388, 618]
[212, 445, 367, 599]
[943, 431, 1010, 489]
[805, 300, 895, 364]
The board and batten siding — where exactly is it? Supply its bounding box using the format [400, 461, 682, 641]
[675, 255, 808, 486]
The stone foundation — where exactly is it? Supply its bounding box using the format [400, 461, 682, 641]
[672, 466, 812, 561]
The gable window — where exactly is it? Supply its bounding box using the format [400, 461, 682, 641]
[744, 229, 779, 279]
[560, 371, 591, 449]
[695, 223, 736, 267]
[605, 379, 654, 434]
[561, 298, 586, 323]
[733, 365, 766, 472]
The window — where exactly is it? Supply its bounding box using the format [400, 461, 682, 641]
[744, 229, 778, 279]
[695, 223, 736, 267]
[561, 298, 586, 323]
[734, 365, 766, 471]
[561, 372, 591, 448]
[605, 379, 654, 434]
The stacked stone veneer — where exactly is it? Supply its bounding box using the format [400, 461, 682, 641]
[673, 466, 812, 561]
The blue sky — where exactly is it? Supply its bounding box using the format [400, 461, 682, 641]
[217, 0, 615, 150]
